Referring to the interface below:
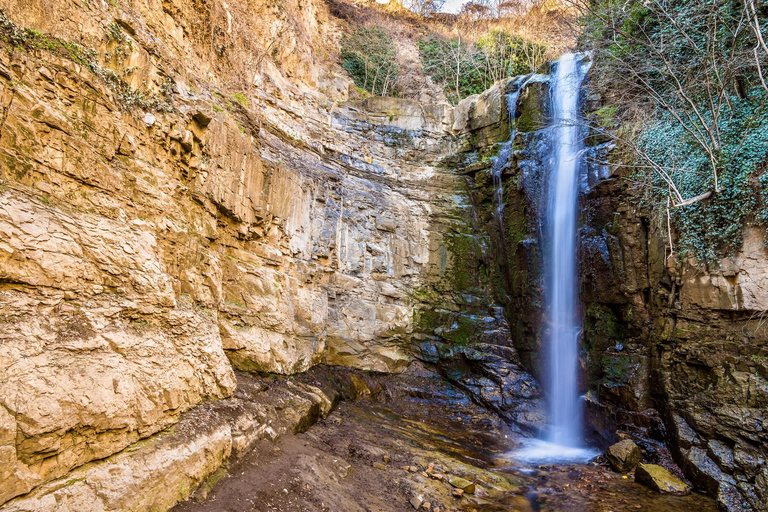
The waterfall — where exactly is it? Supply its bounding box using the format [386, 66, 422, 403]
[491, 90, 520, 231]
[512, 53, 597, 464]
[545, 53, 586, 447]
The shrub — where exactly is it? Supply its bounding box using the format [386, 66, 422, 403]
[340, 26, 399, 96]
[418, 29, 547, 104]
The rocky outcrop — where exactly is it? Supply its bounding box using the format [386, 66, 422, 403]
[0, 0, 499, 507]
[0, 373, 340, 512]
[578, 160, 768, 509]
[453, 59, 767, 510]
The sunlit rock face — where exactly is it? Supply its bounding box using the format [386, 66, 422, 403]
[0, 0, 476, 504]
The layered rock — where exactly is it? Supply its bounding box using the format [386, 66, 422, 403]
[455, 59, 767, 510]
[0, 0, 494, 507]
[579, 156, 768, 510]
[1, 373, 339, 512]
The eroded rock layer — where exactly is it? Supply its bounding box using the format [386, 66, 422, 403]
[0, 0, 502, 506]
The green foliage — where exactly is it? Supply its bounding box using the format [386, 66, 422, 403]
[340, 26, 399, 96]
[637, 92, 768, 262]
[582, 304, 630, 386]
[418, 30, 547, 104]
[231, 93, 248, 107]
[418, 36, 486, 104]
[581, 0, 768, 263]
[106, 21, 126, 43]
[476, 29, 547, 83]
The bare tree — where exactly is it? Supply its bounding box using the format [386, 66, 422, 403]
[404, 0, 446, 17]
[580, 0, 768, 208]
[745, 0, 768, 93]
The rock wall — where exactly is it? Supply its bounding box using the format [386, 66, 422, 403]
[4, 0, 761, 509]
[456, 61, 767, 510]
[580, 173, 768, 511]
[0, 0, 486, 507]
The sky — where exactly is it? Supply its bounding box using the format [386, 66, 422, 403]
[441, 0, 466, 13]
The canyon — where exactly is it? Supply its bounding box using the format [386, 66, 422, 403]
[0, 0, 765, 511]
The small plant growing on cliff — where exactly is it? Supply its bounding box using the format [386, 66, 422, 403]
[0, 11, 172, 113]
[231, 93, 248, 108]
[579, 0, 768, 262]
[340, 26, 399, 97]
[418, 29, 546, 104]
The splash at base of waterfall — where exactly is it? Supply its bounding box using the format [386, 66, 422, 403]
[510, 438, 599, 465]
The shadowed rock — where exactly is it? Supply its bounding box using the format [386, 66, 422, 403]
[606, 439, 642, 472]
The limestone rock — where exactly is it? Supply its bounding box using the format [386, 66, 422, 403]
[448, 476, 476, 494]
[0, 373, 335, 512]
[606, 439, 641, 472]
[634, 464, 691, 496]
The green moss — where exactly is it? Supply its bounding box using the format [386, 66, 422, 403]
[582, 304, 628, 387]
[515, 89, 543, 133]
[444, 231, 482, 292]
[231, 93, 248, 107]
[601, 353, 633, 386]
[444, 315, 481, 346]
[593, 104, 617, 128]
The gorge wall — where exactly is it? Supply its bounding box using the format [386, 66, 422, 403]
[0, 0, 510, 507]
[0, 0, 765, 510]
[456, 69, 768, 510]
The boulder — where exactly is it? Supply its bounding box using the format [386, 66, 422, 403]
[634, 464, 691, 496]
[448, 475, 476, 494]
[606, 439, 641, 472]
[410, 494, 424, 509]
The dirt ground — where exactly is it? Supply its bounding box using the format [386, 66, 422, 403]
[172, 369, 719, 512]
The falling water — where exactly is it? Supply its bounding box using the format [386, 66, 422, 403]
[513, 53, 597, 464]
[490, 89, 521, 232]
[546, 53, 586, 447]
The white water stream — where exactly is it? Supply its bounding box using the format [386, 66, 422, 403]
[513, 53, 598, 464]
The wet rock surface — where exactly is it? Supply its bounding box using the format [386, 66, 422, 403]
[607, 439, 642, 473]
[415, 311, 546, 433]
[635, 464, 692, 496]
[453, 59, 768, 510]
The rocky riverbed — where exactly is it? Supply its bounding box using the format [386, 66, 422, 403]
[172, 366, 718, 512]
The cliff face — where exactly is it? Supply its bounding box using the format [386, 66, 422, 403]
[457, 67, 768, 510]
[0, 0, 493, 507]
[0, 1, 764, 510]
[580, 176, 768, 511]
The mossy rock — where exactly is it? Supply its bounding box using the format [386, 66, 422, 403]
[634, 464, 691, 495]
